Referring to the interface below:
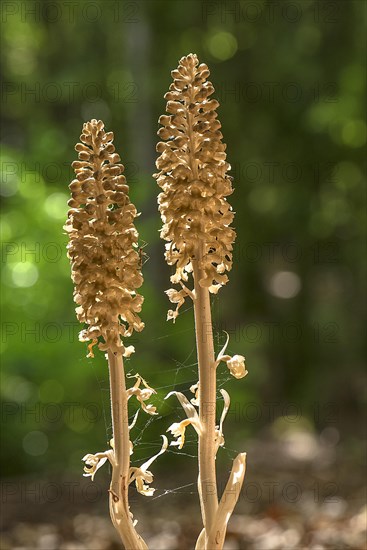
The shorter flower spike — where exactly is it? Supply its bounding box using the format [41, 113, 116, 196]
[65, 119, 144, 357]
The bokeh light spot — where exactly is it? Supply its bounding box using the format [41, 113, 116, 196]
[207, 31, 238, 61]
[283, 430, 318, 461]
[11, 262, 39, 288]
[0, 156, 19, 197]
[44, 192, 68, 220]
[341, 120, 366, 147]
[64, 406, 94, 434]
[268, 271, 301, 299]
[2, 375, 34, 402]
[23, 431, 48, 456]
[19, 173, 45, 199]
[7, 46, 37, 76]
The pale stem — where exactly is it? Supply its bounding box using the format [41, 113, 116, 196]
[192, 251, 219, 538]
[185, 72, 219, 543]
[107, 351, 147, 550]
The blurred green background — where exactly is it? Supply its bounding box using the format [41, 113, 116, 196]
[1, 0, 366, 529]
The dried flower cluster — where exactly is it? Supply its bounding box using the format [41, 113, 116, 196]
[65, 119, 144, 356]
[154, 53, 236, 320]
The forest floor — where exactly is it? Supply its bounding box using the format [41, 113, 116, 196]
[1, 430, 366, 549]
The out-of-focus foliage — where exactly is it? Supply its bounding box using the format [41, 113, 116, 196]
[1, 0, 365, 478]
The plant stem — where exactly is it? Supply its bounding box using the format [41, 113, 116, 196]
[107, 351, 147, 550]
[186, 77, 219, 546]
[192, 249, 219, 541]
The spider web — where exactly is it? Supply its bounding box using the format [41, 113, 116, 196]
[89, 292, 243, 502]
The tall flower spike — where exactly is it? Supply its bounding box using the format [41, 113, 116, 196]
[65, 119, 144, 356]
[154, 53, 236, 319]
[155, 56, 246, 550]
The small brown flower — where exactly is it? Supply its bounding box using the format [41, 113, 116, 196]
[65, 119, 144, 356]
[154, 54, 236, 318]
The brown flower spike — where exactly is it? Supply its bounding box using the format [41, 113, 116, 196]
[65, 119, 144, 356]
[154, 53, 236, 320]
